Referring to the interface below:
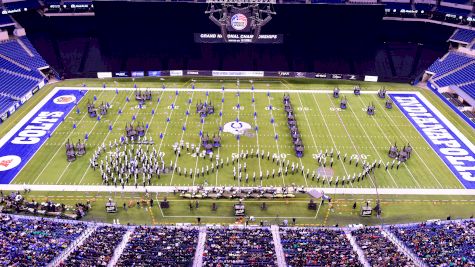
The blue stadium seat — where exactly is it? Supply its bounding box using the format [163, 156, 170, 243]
[450, 29, 475, 44]
[414, 3, 434, 11]
[436, 6, 470, 16]
[441, 0, 470, 4]
[0, 39, 48, 69]
[459, 83, 475, 99]
[0, 70, 40, 98]
[427, 52, 474, 77]
[0, 15, 14, 27]
[434, 63, 475, 87]
[0, 96, 16, 115]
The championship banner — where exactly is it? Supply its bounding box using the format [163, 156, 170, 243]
[194, 33, 284, 44]
[0, 90, 84, 184]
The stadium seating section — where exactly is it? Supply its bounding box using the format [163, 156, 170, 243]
[0, 15, 14, 27]
[280, 228, 360, 266]
[203, 227, 277, 266]
[351, 227, 415, 266]
[434, 63, 475, 87]
[427, 52, 473, 77]
[427, 49, 475, 101]
[0, 96, 16, 116]
[414, 3, 434, 11]
[390, 221, 475, 266]
[117, 226, 199, 266]
[451, 29, 475, 44]
[0, 37, 48, 116]
[0, 216, 87, 266]
[1, 215, 474, 266]
[460, 83, 475, 100]
[436, 6, 470, 16]
[441, 0, 470, 4]
[60, 226, 127, 267]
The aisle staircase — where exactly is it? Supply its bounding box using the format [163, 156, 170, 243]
[344, 229, 371, 267]
[192, 226, 207, 267]
[107, 228, 134, 267]
[48, 225, 97, 267]
[16, 38, 35, 57]
[271, 225, 287, 267]
[382, 228, 427, 267]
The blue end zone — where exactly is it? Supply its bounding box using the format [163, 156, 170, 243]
[0, 90, 85, 184]
[391, 93, 475, 189]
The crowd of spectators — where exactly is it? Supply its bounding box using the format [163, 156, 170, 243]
[390, 221, 475, 266]
[0, 215, 86, 267]
[61, 225, 127, 267]
[117, 226, 199, 267]
[1, 213, 473, 267]
[203, 227, 277, 266]
[280, 228, 361, 267]
[351, 227, 415, 267]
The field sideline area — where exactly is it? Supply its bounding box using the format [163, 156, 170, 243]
[0, 77, 474, 225]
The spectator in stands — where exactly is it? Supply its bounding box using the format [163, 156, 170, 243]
[61, 226, 127, 267]
[0, 215, 86, 267]
[116, 226, 198, 267]
[280, 228, 361, 267]
[391, 221, 475, 266]
[352, 227, 415, 266]
[203, 227, 277, 267]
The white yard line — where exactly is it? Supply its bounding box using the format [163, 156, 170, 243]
[73, 91, 133, 185]
[354, 96, 421, 188]
[343, 95, 399, 188]
[32, 90, 103, 184]
[56, 91, 121, 185]
[267, 92, 288, 186]
[251, 89, 263, 187]
[155, 79, 192, 154]
[169, 88, 196, 186]
[214, 89, 226, 186]
[57, 87, 418, 95]
[236, 91, 241, 188]
[143, 90, 166, 136]
[192, 93, 210, 187]
[371, 95, 443, 188]
[306, 93, 354, 187]
[324, 94, 378, 189]
[280, 81, 307, 187]
[156, 93, 180, 154]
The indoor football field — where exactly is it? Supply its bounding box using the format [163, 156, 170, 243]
[3, 78, 471, 191]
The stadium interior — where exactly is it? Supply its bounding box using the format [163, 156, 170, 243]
[0, 0, 474, 266]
